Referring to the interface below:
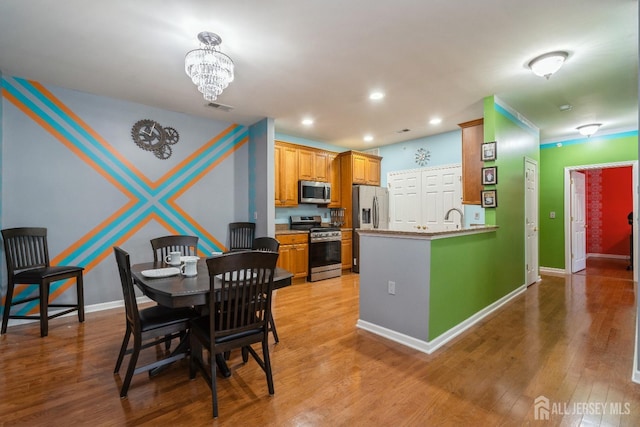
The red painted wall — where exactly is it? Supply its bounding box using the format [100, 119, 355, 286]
[585, 166, 632, 256]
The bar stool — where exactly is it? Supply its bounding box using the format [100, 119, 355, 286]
[1, 227, 84, 337]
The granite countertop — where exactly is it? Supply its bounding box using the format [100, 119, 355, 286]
[275, 223, 348, 235]
[275, 229, 309, 235]
[356, 225, 499, 239]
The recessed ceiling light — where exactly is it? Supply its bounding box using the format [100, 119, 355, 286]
[429, 118, 442, 125]
[301, 118, 314, 126]
[363, 135, 374, 142]
[369, 91, 385, 101]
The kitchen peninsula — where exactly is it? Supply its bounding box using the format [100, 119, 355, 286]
[355, 225, 527, 354]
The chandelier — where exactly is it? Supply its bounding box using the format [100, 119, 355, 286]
[185, 32, 234, 102]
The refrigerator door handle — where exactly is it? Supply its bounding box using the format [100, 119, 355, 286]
[373, 195, 379, 228]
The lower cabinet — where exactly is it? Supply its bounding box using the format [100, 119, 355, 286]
[341, 230, 353, 270]
[276, 234, 309, 280]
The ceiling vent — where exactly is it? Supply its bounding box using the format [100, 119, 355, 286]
[206, 102, 234, 112]
[396, 128, 411, 133]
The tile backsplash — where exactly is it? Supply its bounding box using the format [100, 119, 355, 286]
[275, 206, 331, 225]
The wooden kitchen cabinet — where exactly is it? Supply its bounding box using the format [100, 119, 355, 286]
[275, 142, 299, 206]
[341, 230, 352, 270]
[458, 118, 483, 205]
[298, 148, 329, 182]
[351, 152, 381, 185]
[276, 234, 308, 279]
[327, 152, 341, 207]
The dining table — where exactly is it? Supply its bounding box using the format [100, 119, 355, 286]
[131, 257, 293, 377]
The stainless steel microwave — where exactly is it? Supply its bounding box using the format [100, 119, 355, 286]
[299, 180, 331, 204]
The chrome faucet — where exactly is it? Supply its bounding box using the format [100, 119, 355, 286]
[444, 208, 464, 229]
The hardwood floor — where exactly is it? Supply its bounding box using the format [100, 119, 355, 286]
[1, 259, 639, 425]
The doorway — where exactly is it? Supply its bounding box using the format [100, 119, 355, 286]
[525, 158, 539, 285]
[564, 161, 638, 282]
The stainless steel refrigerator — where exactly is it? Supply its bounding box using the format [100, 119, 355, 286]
[352, 185, 389, 273]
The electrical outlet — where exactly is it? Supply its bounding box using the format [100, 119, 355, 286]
[549, 211, 556, 219]
[474, 212, 480, 220]
[253, 211, 258, 220]
[388, 281, 396, 295]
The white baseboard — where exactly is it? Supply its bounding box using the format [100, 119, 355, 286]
[587, 253, 629, 260]
[539, 266, 566, 276]
[356, 284, 526, 354]
[633, 370, 640, 384]
[4, 296, 152, 329]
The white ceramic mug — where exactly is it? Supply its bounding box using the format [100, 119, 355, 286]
[165, 251, 181, 265]
[180, 259, 198, 277]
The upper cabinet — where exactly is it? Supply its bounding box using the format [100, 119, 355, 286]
[458, 119, 484, 205]
[298, 147, 329, 182]
[275, 142, 299, 207]
[327, 152, 341, 207]
[275, 144, 382, 212]
[344, 151, 381, 186]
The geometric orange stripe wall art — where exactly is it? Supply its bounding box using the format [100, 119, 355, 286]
[2, 77, 248, 315]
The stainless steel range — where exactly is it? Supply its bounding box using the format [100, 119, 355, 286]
[290, 215, 342, 282]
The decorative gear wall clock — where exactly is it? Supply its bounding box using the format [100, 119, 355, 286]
[415, 147, 430, 167]
[131, 119, 179, 159]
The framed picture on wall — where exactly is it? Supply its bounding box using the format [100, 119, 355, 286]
[482, 166, 498, 185]
[481, 141, 497, 161]
[481, 190, 498, 208]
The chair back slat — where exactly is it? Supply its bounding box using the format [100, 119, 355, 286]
[206, 251, 277, 341]
[228, 222, 256, 252]
[252, 237, 280, 253]
[150, 235, 199, 263]
[2, 228, 50, 274]
[113, 247, 140, 329]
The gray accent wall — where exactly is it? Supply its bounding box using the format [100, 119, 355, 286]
[1, 75, 253, 309]
[359, 233, 431, 341]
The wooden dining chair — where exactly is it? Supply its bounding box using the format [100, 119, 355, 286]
[150, 235, 199, 263]
[252, 236, 281, 343]
[113, 247, 197, 398]
[252, 236, 280, 253]
[227, 222, 255, 252]
[1, 227, 84, 337]
[189, 251, 278, 418]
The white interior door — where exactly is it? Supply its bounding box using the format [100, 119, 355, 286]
[388, 171, 420, 231]
[570, 171, 587, 272]
[388, 165, 461, 231]
[525, 158, 539, 285]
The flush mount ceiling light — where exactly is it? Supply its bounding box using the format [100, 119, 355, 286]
[363, 135, 374, 142]
[185, 31, 235, 102]
[429, 118, 442, 125]
[301, 118, 314, 126]
[369, 91, 385, 100]
[576, 123, 601, 137]
[528, 51, 568, 79]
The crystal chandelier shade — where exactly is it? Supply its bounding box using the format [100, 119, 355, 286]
[185, 32, 234, 102]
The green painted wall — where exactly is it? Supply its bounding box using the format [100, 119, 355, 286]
[429, 232, 498, 338]
[428, 96, 540, 340]
[487, 97, 540, 289]
[539, 131, 638, 269]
